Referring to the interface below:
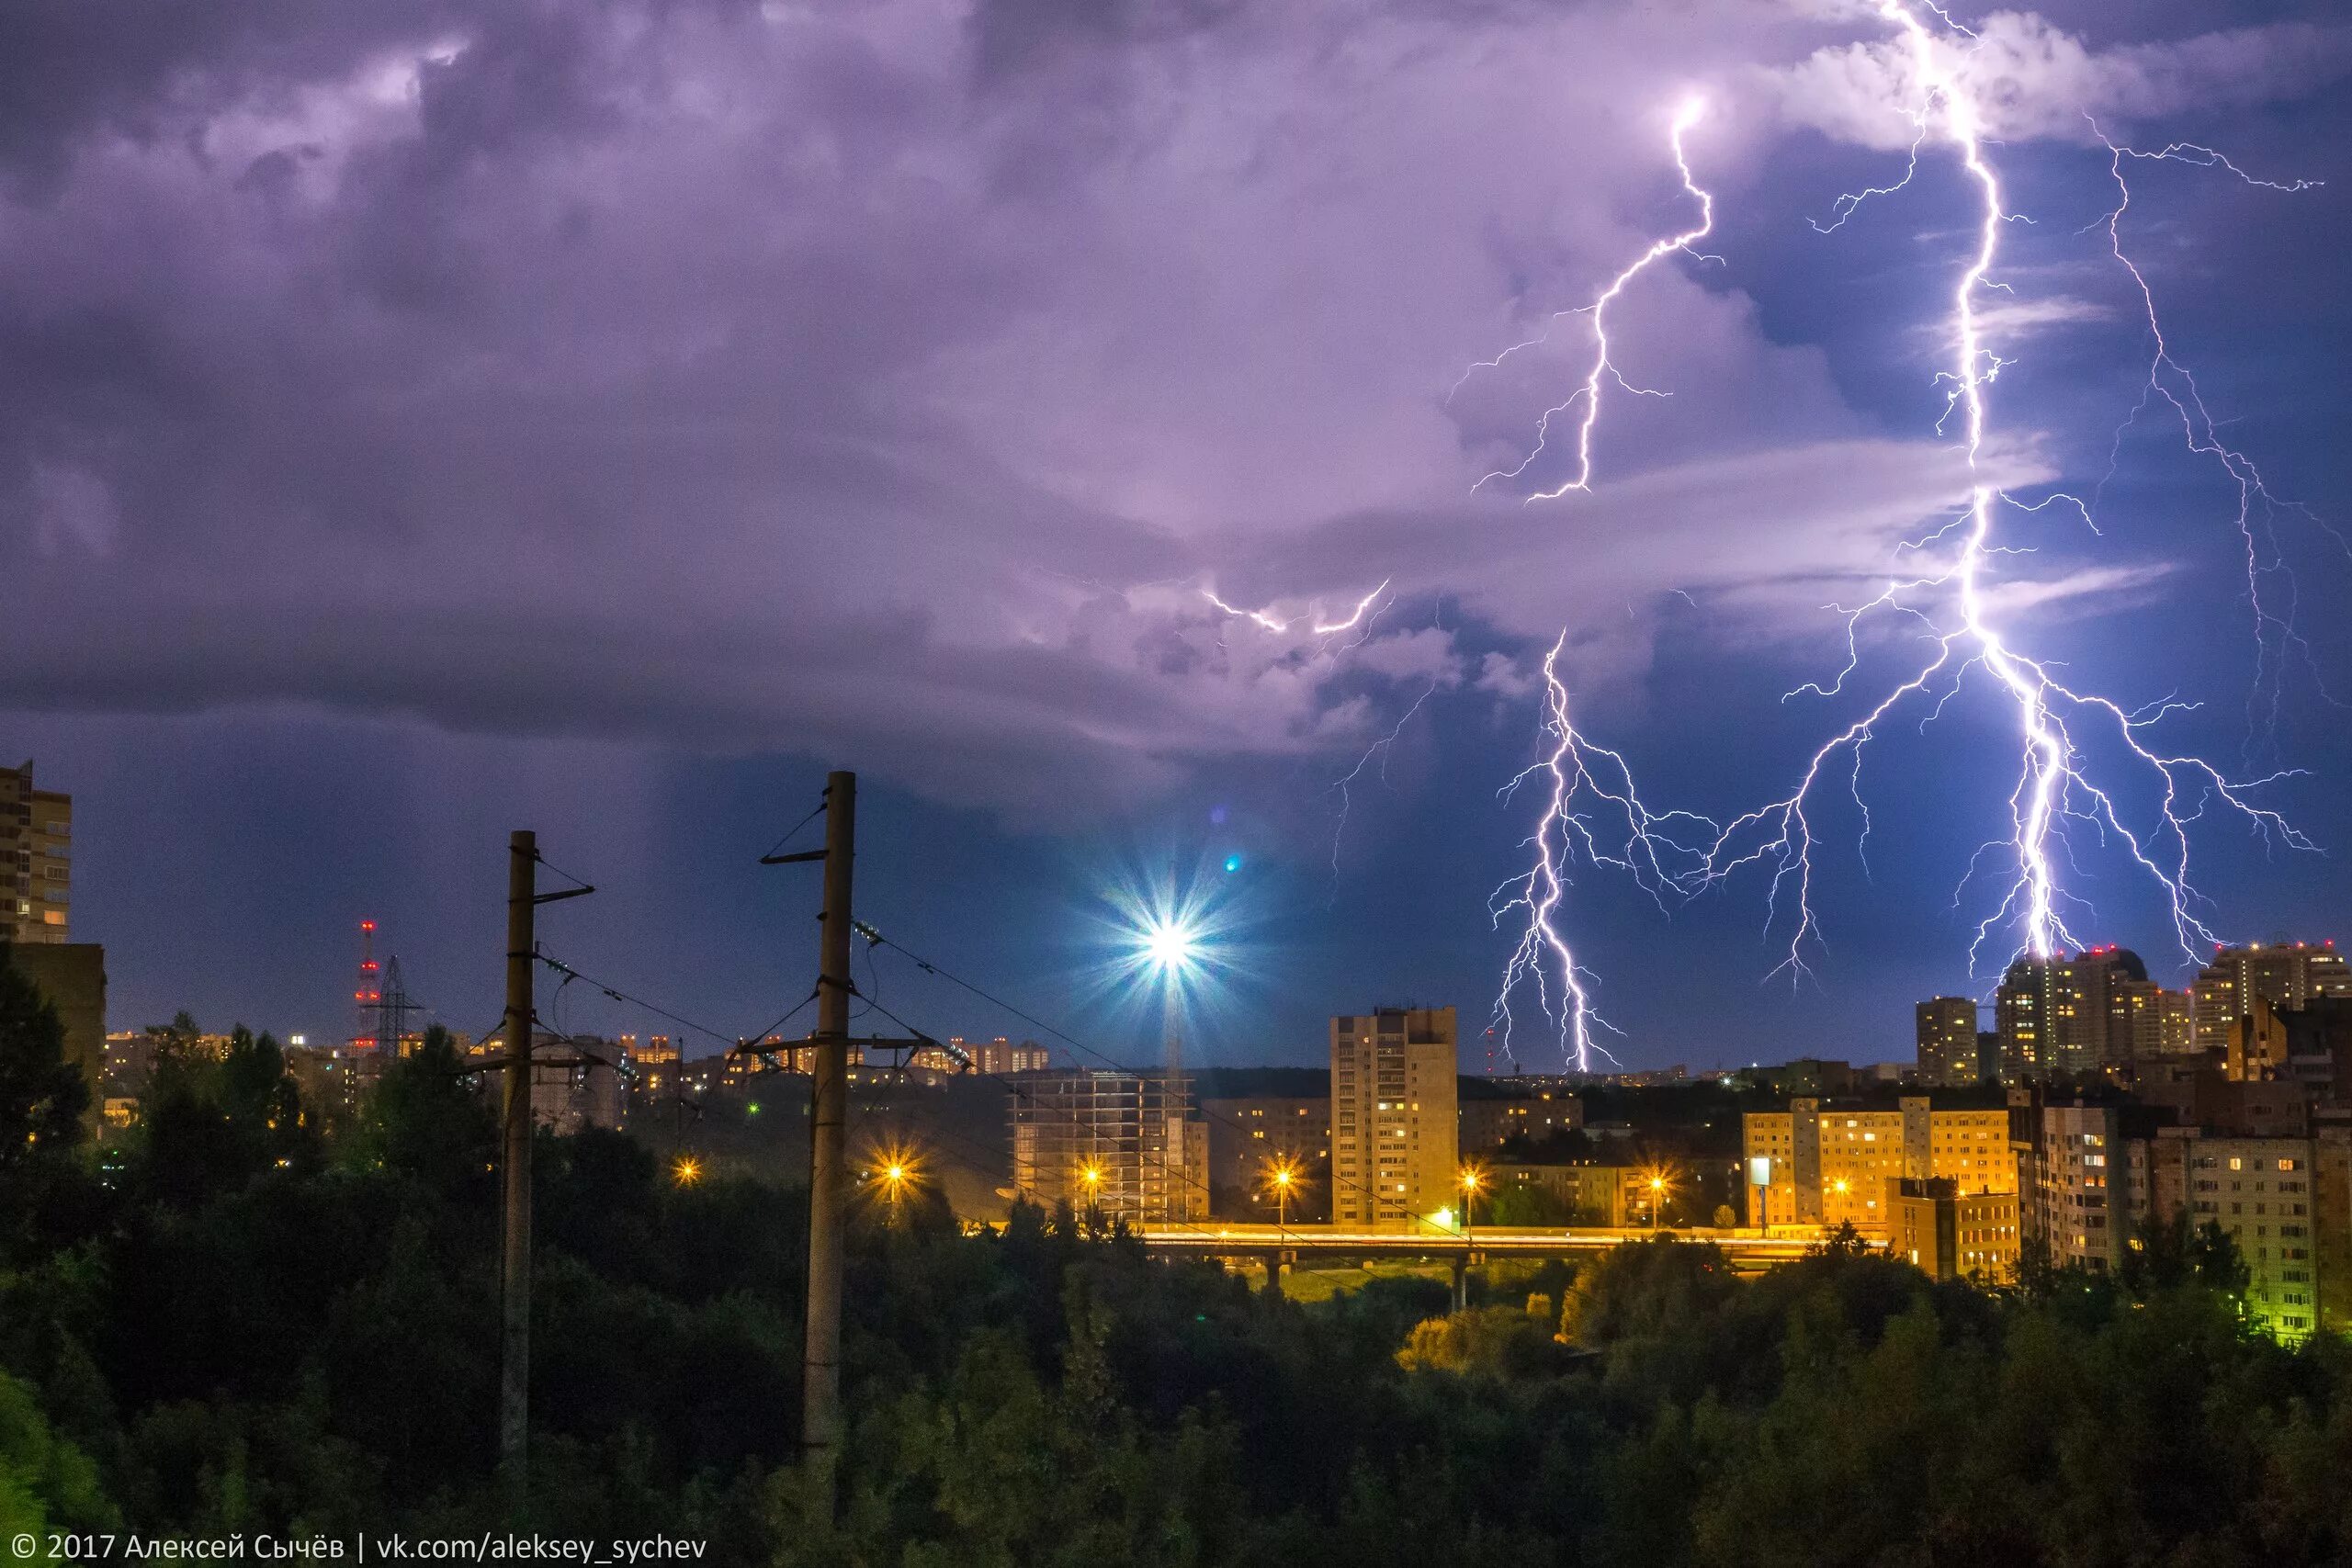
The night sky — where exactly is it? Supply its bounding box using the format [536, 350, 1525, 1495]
[4, 0, 2348, 1073]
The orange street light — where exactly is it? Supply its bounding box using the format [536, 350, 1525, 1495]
[1459, 1166, 1487, 1238]
[1262, 1156, 1303, 1228]
[1642, 1168, 1674, 1233]
[672, 1156, 703, 1187]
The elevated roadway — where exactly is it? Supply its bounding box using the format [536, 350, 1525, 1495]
[1134, 1223, 1840, 1304]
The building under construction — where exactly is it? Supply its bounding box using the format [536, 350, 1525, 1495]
[1009, 1068, 1207, 1224]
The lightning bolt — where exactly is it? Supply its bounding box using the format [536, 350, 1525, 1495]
[1482, 3, 2328, 1052]
[1684, 0, 2318, 983]
[2086, 125, 2342, 757]
[1202, 578, 1391, 637]
[1464, 97, 1718, 500]
[1489, 632, 1714, 1070]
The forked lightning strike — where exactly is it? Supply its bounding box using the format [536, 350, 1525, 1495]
[2087, 126, 2341, 750]
[1489, 634, 1715, 1069]
[1463, 97, 1717, 500]
[1485, 0, 2327, 1066]
[1690, 0, 2317, 982]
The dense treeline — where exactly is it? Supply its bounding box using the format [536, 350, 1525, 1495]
[6, 947, 2352, 1564]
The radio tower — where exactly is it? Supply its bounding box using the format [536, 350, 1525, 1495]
[354, 919, 383, 1052]
[376, 954, 417, 1056]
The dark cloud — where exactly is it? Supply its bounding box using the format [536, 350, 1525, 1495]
[0, 0, 2345, 827]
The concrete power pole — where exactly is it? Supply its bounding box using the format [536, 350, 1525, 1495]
[802, 772, 857, 1508]
[499, 829, 537, 1516]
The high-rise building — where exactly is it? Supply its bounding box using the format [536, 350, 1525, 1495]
[1996, 947, 2188, 1077]
[1, 760, 72, 945]
[2192, 942, 2352, 1048]
[1743, 1097, 2013, 1235]
[2020, 1101, 2151, 1273]
[1916, 998, 1981, 1086]
[1008, 1068, 1206, 1224]
[1996, 959, 2058, 1080]
[2152, 1130, 2324, 1339]
[967, 1036, 1050, 1075]
[1330, 1006, 1460, 1228]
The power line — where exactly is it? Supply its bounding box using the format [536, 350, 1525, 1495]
[531, 949, 814, 1056]
[759, 800, 829, 863]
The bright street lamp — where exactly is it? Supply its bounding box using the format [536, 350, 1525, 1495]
[1264, 1156, 1300, 1229]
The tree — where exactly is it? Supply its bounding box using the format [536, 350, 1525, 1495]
[0, 947, 94, 1258]
[352, 1026, 495, 1197]
[0, 946, 92, 1177]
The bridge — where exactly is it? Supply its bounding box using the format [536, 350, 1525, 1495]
[1134, 1223, 1840, 1309]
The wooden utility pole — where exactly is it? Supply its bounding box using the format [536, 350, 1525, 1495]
[495, 831, 593, 1517]
[802, 772, 856, 1506]
[499, 829, 537, 1515]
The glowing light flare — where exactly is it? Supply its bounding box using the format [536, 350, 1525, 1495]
[864, 1140, 922, 1217]
[1137, 917, 1202, 976]
[1086, 851, 1257, 1032]
[1462, 96, 1717, 500]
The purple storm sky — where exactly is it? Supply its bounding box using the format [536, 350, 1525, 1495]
[4, 0, 2348, 1069]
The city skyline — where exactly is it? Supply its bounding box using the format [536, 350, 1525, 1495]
[15, 740, 2351, 1072]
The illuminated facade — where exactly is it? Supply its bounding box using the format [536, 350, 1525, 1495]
[1915, 998, 1981, 1087]
[2022, 1103, 2159, 1273]
[623, 1033, 683, 1097]
[1743, 1097, 2013, 1235]
[969, 1037, 1051, 1075]
[1888, 1178, 2020, 1281]
[1330, 1007, 1459, 1228]
[1, 759, 72, 944]
[2193, 942, 2352, 1049]
[1996, 948, 2190, 1077]
[2154, 1131, 2322, 1339]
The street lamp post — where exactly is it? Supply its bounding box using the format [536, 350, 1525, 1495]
[1647, 1175, 1668, 1234]
[1460, 1168, 1483, 1245]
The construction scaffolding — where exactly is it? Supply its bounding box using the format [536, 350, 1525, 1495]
[1009, 1068, 1207, 1224]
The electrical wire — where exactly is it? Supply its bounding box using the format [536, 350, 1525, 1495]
[759, 800, 829, 863]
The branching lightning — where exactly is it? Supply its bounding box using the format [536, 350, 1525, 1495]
[1488, 632, 1716, 1068]
[1479, 0, 2328, 1065]
[1462, 97, 1718, 500]
[1684, 0, 2319, 982]
[2086, 125, 2343, 753]
[1202, 578, 1391, 637]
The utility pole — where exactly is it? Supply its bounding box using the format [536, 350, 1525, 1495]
[499, 829, 536, 1517]
[802, 772, 856, 1508]
[497, 830, 591, 1519]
